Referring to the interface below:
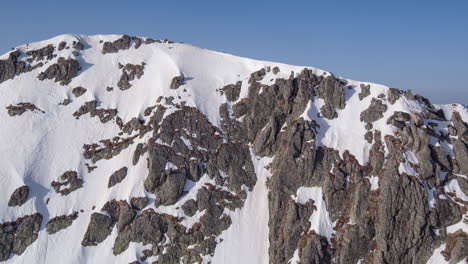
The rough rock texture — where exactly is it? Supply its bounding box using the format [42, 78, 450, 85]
[26, 45, 55, 61]
[7, 186, 29, 207]
[221, 81, 241, 101]
[130, 197, 149, 211]
[37, 57, 80, 85]
[359, 83, 370, 100]
[46, 212, 79, 234]
[73, 100, 118, 123]
[6, 102, 44, 116]
[117, 63, 145, 90]
[360, 98, 388, 123]
[387, 88, 401, 104]
[318, 75, 346, 119]
[81, 213, 113, 246]
[108, 167, 128, 188]
[71, 86, 87, 97]
[51, 171, 83, 195]
[102, 35, 131, 54]
[0, 214, 43, 261]
[170, 75, 185, 89]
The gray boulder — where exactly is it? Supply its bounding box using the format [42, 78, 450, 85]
[108, 167, 128, 188]
[360, 98, 388, 123]
[37, 57, 80, 85]
[8, 185, 29, 207]
[46, 212, 79, 234]
[170, 75, 185, 89]
[81, 213, 113, 246]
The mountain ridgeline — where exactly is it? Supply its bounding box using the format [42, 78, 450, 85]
[0, 34, 467, 264]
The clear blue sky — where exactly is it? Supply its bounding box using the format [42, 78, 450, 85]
[1, 0, 467, 105]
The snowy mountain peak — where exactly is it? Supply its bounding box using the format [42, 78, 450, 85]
[0, 34, 467, 263]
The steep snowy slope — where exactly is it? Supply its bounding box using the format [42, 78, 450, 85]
[0, 34, 467, 264]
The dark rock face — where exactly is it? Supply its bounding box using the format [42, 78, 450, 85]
[81, 213, 113, 246]
[154, 171, 186, 206]
[72, 41, 84, 50]
[221, 81, 241, 101]
[117, 63, 145, 90]
[72, 86, 87, 97]
[26, 45, 55, 61]
[0, 213, 43, 261]
[37, 57, 80, 85]
[130, 197, 149, 211]
[0, 49, 47, 84]
[360, 98, 388, 123]
[359, 84, 370, 100]
[51, 171, 83, 195]
[442, 230, 468, 263]
[108, 167, 128, 188]
[46, 212, 79, 234]
[73, 100, 118, 123]
[58, 41, 67, 51]
[6, 102, 44, 116]
[387, 88, 401, 104]
[8, 185, 29, 207]
[102, 35, 131, 54]
[318, 75, 346, 119]
[181, 199, 198, 217]
[0, 51, 23, 83]
[170, 75, 185, 89]
[272, 66, 280, 74]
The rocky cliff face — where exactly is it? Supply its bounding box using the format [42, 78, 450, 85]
[0, 34, 466, 264]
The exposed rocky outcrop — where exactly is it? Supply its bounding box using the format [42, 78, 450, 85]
[81, 213, 113, 246]
[117, 63, 145, 90]
[441, 230, 468, 263]
[360, 98, 388, 123]
[130, 197, 149, 211]
[51, 171, 83, 195]
[318, 75, 346, 119]
[72, 41, 84, 50]
[37, 57, 80, 85]
[73, 100, 118, 123]
[71, 86, 87, 97]
[359, 83, 370, 100]
[0, 213, 43, 261]
[0, 51, 31, 84]
[387, 87, 401, 104]
[83, 135, 137, 163]
[8, 185, 30, 207]
[46, 212, 79, 234]
[221, 81, 241, 101]
[6, 102, 44, 116]
[102, 35, 131, 54]
[108, 167, 128, 188]
[170, 75, 185, 89]
[26, 45, 55, 61]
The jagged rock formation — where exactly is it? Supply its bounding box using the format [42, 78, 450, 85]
[46, 212, 79, 234]
[108, 167, 128, 188]
[37, 57, 80, 85]
[0, 214, 43, 261]
[0, 34, 466, 264]
[6, 102, 44, 116]
[8, 186, 29, 207]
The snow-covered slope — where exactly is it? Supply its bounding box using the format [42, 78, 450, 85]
[0, 34, 467, 264]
